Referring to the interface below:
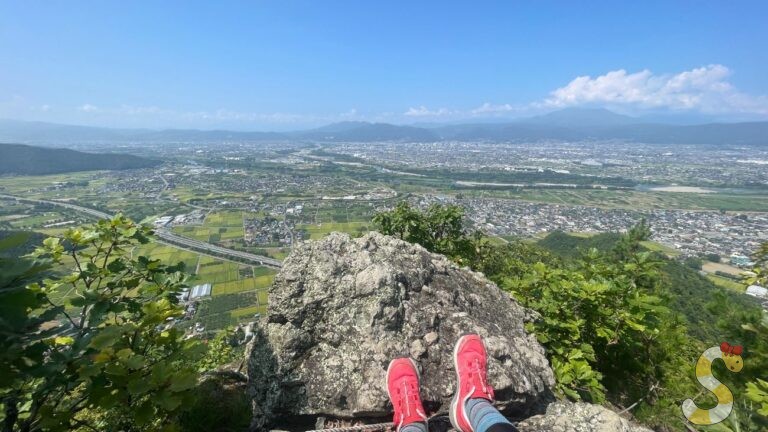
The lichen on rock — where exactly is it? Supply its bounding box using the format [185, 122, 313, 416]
[516, 401, 653, 432]
[247, 232, 555, 429]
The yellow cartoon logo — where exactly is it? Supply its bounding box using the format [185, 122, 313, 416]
[682, 342, 744, 425]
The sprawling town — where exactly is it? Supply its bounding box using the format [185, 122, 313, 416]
[2, 139, 768, 333]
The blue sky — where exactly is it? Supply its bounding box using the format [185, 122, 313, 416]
[1, 1, 767, 130]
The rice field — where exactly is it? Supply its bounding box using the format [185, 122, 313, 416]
[706, 274, 746, 293]
[230, 305, 267, 319]
[297, 221, 371, 240]
[640, 240, 681, 257]
[461, 188, 768, 212]
[126, 239, 276, 330]
[212, 273, 275, 295]
[172, 210, 245, 243]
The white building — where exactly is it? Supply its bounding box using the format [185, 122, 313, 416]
[190, 283, 212, 299]
[746, 285, 768, 299]
[154, 216, 174, 227]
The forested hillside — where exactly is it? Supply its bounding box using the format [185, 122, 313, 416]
[0, 143, 160, 175]
[537, 230, 762, 342]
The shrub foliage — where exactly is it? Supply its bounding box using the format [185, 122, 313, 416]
[0, 215, 204, 431]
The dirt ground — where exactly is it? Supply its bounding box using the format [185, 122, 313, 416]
[702, 261, 745, 276]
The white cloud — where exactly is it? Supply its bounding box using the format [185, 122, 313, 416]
[470, 102, 518, 116]
[403, 105, 453, 117]
[78, 103, 100, 113]
[545, 64, 768, 115]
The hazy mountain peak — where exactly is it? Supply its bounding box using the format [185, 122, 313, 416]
[525, 107, 638, 127]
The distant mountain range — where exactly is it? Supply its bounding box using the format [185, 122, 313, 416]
[294, 121, 440, 142]
[0, 143, 161, 175]
[0, 119, 285, 144]
[1, 108, 767, 145]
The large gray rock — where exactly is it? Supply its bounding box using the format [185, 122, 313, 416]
[516, 402, 653, 432]
[247, 232, 555, 429]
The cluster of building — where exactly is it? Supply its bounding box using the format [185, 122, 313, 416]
[412, 195, 768, 259]
[175, 283, 213, 334]
[244, 216, 298, 246]
[101, 168, 168, 196]
[318, 188, 398, 201]
[176, 168, 362, 198]
[153, 210, 206, 227]
[332, 141, 768, 187]
[647, 210, 767, 259]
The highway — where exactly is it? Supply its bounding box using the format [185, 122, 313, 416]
[1, 194, 282, 268]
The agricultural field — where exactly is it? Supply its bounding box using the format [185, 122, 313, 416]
[172, 210, 245, 244]
[706, 274, 746, 293]
[0, 172, 99, 196]
[195, 291, 267, 331]
[264, 247, 290, 260]
[458, 187, 768, 212]
[0, 199, 87, 231]
[297, 221, 371, 240]
[131, 242, 200, 272]
[702, 261, 744, 276]
[639, 240, 681, 257]
[128, 240, 277, 331]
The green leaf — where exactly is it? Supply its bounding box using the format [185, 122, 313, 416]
[134, 401, 155, 426]
[78, 363, 102, 379]
[107, 258, 127, 273]
[123, 354, 146, 370]
[95, 388, 121, 409]
[158, 393, 182, 411]
[89, 325, 124, 350]
[105, 362, 128, 376]
[116, 348, 133, 360]
[169, 370, 198, 392]
[127, 378, 153, 395]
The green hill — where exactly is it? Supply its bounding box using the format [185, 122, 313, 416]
[0, 143, 161, 175]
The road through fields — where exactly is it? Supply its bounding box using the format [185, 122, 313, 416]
[1, 194, 282, 268]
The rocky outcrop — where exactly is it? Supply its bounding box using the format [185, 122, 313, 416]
[247, 232, 555, 429]
[516, 402, 653, 432]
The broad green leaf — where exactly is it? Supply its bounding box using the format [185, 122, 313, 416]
[158, 393, 181, 411]
[89, 326, 124, 350]
[123, 354, 146, 370]
[169, 370, 198, 392]
[134, 401, 155, 426]
[128, 378, 153, 395]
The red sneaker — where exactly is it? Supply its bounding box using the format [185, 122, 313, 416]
[449, 334, 495, 432]
[386, 358, 428, 431]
